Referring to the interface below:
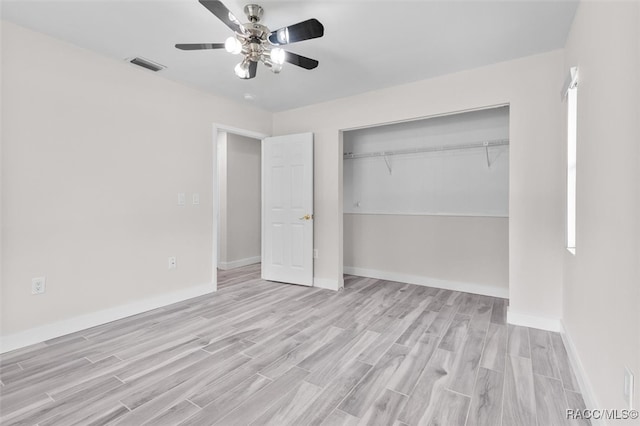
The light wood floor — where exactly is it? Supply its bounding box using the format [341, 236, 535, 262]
[0, 264, 589, 425]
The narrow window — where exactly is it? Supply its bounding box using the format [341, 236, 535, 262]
[565, 67, 578, 254]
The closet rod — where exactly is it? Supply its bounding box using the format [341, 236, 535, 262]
[343, 138, 509, 160]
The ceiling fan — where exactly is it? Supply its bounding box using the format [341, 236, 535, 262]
[176, 0, 324, 79]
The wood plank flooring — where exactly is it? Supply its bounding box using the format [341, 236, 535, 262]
[0, 264, 589, 425]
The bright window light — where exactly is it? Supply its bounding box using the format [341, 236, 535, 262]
[566, 82, 577, 254]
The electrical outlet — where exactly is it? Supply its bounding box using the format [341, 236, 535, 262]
[31, 276, 46, 294]
[192, 193, 200, 205]
[168, 256, 177, 270]
[177, 193, 186, 206]
[313, 249, 318, 259]
[624, 367, 634, 409]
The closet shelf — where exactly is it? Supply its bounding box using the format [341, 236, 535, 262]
[343, 138, 509, 160]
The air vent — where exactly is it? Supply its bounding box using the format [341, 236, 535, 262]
[128, 57, 166, 72]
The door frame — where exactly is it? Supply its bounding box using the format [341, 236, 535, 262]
[212, 124, 270, 291]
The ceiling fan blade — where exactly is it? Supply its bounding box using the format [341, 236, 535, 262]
[175, 43, 225, 50]
[248, 61, 258, 79]
[199, 0, 245, 34]
[268, 18, 324, 46]
[284, 51, 319, 70]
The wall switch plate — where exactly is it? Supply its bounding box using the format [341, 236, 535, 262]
[313, 249, 318, 259]
[192, 193, 200, 205]
[177, 193, 186, 206]
[168, 256, 177, 270]
[624, 367, 634, 408]
[32, 276, 46, 294]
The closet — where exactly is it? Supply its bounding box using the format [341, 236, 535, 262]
[343, 106, 509, 297]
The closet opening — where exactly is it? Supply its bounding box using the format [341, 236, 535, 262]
[342, 106, 510, 298]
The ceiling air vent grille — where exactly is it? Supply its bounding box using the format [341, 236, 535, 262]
[129, 57, 166, 72]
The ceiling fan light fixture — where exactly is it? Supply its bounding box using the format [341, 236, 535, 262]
[270, 48, 286, 65]
[270, 62, 283, 74]
[225, 36, 242, 54]
[234, 59, 251, 78]
[276, 27, 289, 44]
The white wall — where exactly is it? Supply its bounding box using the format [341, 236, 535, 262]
[1, 21, 272, 345]
[0, 19, 5, 330]
[218, 132, 261, 269]
[562, 1, 640, 413]
[273, 51, 565, 323]
[217, 132, 229, 265]
[344, 214, 508, 296]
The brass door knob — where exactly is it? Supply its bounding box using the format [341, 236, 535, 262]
[299, 214, 313, 221]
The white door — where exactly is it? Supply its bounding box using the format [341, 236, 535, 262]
[262, 133, 314, 286]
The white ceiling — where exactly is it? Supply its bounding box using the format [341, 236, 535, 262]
[1, 0, 578, 111]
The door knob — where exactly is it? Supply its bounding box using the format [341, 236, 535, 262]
[299, 214, 313, 221]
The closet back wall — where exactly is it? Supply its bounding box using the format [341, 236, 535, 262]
[344, 215, 508, 296]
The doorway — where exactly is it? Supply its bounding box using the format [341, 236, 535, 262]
[217, 131, 262, 271]
[212, 126, 315, 290]
[213, 126, 268, 290]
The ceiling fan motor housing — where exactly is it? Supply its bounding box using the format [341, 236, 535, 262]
[244, 23, 269, 40]
[244, 4, 263, 22]
[239, 22, 270, 62]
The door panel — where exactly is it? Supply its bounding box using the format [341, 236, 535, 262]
[262, 133, 314, 286]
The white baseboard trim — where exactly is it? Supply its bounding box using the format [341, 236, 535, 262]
[344, 266, 509, 299]
[560, 321, 605, 426]
[0, 283, 215, 354]
[313, 277, 340, 291]
[218, 256, 261, 270]
[506, 308, 563, 332]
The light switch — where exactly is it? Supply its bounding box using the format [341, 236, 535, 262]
[178, 193, 186, 206]
[192, 193, 200, 205]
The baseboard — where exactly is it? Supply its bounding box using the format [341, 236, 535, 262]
[560, 321, 606, 426]
[506, 308, 563, 332]
[218, 256, 261, 270]
[344, 266, 509, 299]
[0, 283, 215, 354]
[313, 277, 340, 291]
